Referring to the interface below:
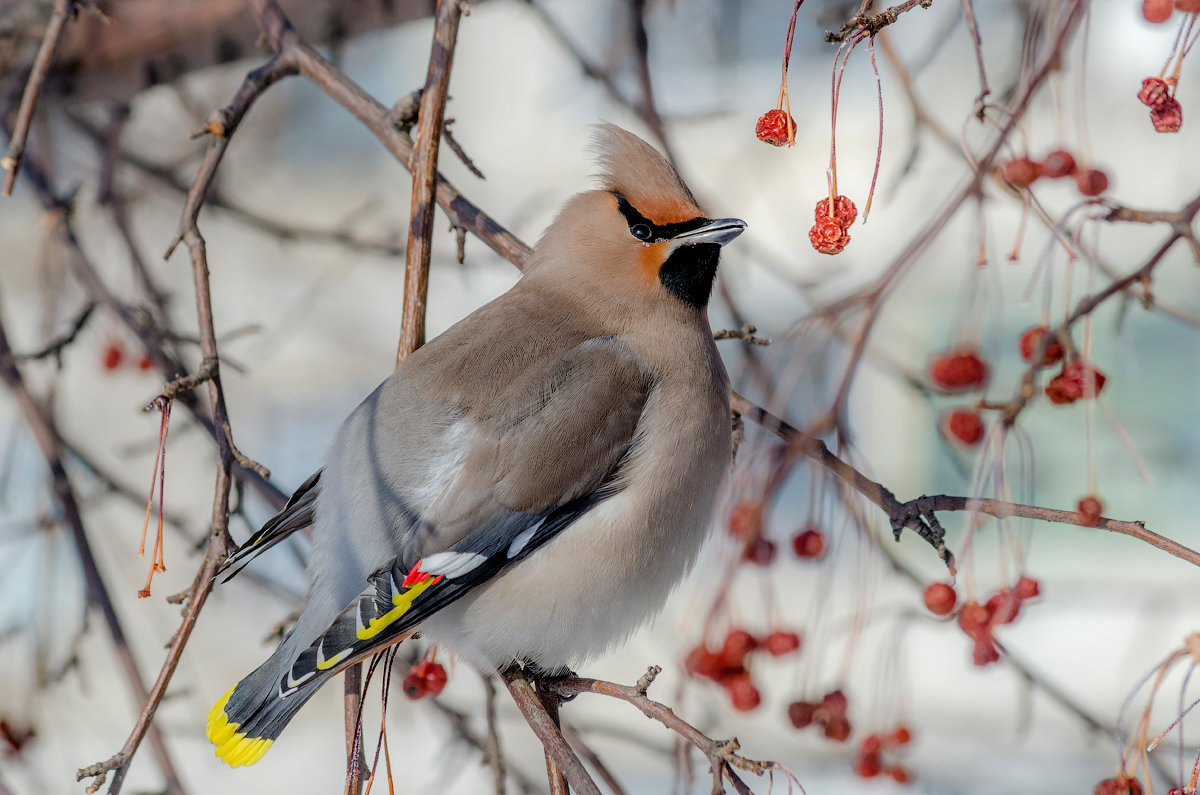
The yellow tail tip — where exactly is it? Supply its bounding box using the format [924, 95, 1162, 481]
[207, 685, 274, 768]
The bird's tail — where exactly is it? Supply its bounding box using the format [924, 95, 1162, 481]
[206, 650, 332, 768]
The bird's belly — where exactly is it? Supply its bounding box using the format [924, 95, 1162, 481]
[418, 482, 716, 672]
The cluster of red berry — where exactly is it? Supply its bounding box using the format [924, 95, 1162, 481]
[928, 347, 989, 445]
[685, 627, 801, 711]
[402, 660, 448, 700]
[1094, 773, 1143, 795]
[955, 576, 1040, 667]
[755, 108, 797, 147]
[809, 195, 858, 255]
[787, 689, 851, 741]
[1139, 77, 1183, 132]
[854, 726, 913, 782]
[1019, 325, 1108, 406]
[100, 340, 153, 372]
[1002, 150, 1109, 196]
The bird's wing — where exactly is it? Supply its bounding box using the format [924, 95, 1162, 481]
[217, 470, 321, 581]
[279, 337, 653, 689]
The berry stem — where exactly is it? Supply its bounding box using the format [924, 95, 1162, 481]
[828, 33, 863, 207]
[863, 34, 884, 222]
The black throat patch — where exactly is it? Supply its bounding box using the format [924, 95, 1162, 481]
[658, 244, 720, 309]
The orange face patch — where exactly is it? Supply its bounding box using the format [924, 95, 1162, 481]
[636, 241, 668, 286]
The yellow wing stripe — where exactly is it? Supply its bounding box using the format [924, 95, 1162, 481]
[356, 575, 438, 641]
[206, 685, 274, 768]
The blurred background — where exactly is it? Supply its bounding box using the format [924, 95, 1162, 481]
[1, 0, 1199, 792]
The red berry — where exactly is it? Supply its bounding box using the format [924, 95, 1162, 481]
[815, 195, 858, 227]
[1145, 0, 1175, 21]
[1002, 157, 1042, 188]
[684, 644, 722, 679]
[888, 725, 912, 746]
[792, 527, 826, 560]
[942, 409, 985, 446]
[820, 689, 848, 717]
[890, 767, 911, 784]
[762, 631, 801, 656]
[102, 342, 123, 370]
[402, 671, 428, 699]
[809, 219, 850, 255]
[787, 700, 816, 729]
[756, 108, 796, 147]
[929, 348, 990, 392]
[728, 502, 763, 539]
[1166, 788, 1185, 795]
[1178, 0, 1200, 12]
[743, 537, 777, 566]
[972, 636, 1001, 666]
[957, 600, 991, 640]
[1041, 150, 1077, 179]
[1095, 776, 1144, 795]
[1019, 326, 1064, 366]
[1151, 97, 1183, 133]
[986, 590, 1021, 625]
[923, 583, 957, 616]
[1076, 168, 1109, 196]
[1015, 575, 1041, 600]
[1045, 361, 1107, 404]
[860, 734, 882, 755]
[720, 629, 758, 667]
[854, 753, 881, 778]
[420, 661, 448, 696]
[823, 715, 852, 742]
[726, 675, 762, 711]
[137, 353, 154, 371]
[1138, 77, 1172, 107]
[1077, 495, 1103, 526]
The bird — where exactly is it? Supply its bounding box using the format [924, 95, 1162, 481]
[206, 123, 746, 768]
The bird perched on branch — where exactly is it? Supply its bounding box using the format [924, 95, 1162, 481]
[206, 124, 746, 767]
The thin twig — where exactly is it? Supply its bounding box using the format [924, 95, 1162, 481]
[398, 0, 466, 364]
[500, 667, 600, 795]
[2, 0, 75, 195]
[483, 677, 507, 795]
[0, 302, 94, 363]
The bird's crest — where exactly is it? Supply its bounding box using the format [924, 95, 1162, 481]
[591, 123, 703, 225]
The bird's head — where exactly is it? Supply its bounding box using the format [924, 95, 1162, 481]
[530, 124, 745, 311]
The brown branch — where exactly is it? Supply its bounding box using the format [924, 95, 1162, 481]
[398, 0, 466, 364]
[535, 681, 569, 795]
[629, 0, 677, 166]
[0, 306, 185, 795]
[500, 667, 600, 795]
[2, 0, 75, 195]
[825, 0, 933, 42]
[545, 667, 765, 795]
[243, 0, 532, 270]
[960, 0, 989, 116]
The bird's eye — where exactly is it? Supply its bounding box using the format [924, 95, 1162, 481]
[630, 224, 653, 241]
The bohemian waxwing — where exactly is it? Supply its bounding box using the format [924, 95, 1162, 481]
[206, 123, 746, 767]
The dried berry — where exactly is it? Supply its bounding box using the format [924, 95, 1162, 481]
[1076, 168, 1110, 196]
[888, 725, 913, 746]
[986, 590, 1021, 625]
[890, 767, 911, 784]
[821, 689, 848, 716]
[816, 195, 858, 227]
[743, 537, 777, 566]
[957, 600, 992, 640]
[972, 636, 1001, 666]
[684, 644, 723, 679]
[1095, 775, 1144, 795]
[1139, 77, 1172, 107]
[1019, 326, 1065, 366]
[1045, 361, 1107, 404]
[942, 409, 985, 446]
[720, 629, 758, 667]
[923, 583, 957, 616]
[1041, 149, 1077, 179]
[1015, 575, 1041, 600]
[1145, 0, 1175, 21]
[1151, 97, 1183, 132]
[929, 348, 990, 392]
[792, 527, 826, 560]
[824, 715, 852, 742]
[809, 219, 850, 255]
[726, 675, 762, 711]
[854, 753, 881, 778]
[1077, 495, 1103, 526]
[763, 630, 802, 656]
[1002, 157, 1042, 189]
[756, 108, 797, 147]
[1178, 0, 1200, 11]
[787, 700, 816, 729]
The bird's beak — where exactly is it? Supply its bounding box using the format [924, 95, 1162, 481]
[671, 217, 747, 248]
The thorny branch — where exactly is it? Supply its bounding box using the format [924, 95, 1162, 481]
[825, 0, 934, 43]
